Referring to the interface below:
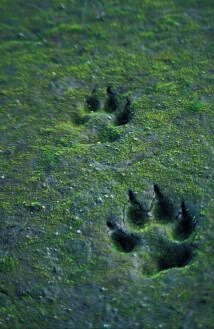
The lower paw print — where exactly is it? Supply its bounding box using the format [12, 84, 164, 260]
[107, 185, 197, 276]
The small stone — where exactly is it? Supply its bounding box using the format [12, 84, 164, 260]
[77, 230, 82, 234]
[97, 197, 103, 203]
[6, 314, 11, 321]
[66, 308, 72, 312]
[141, 303, 147, 307]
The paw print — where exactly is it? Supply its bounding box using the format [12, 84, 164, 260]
[71, 87, 133, 145]
[107, 185, 197, 276]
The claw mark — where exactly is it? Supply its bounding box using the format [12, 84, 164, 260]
[116, 97, 133, 125]
[107, 218, 141, 252]
[106, 86, 118, 112]
[175, 201, 196, 239]
[154, 184, 174, 220]
[128, 190, 150, 226]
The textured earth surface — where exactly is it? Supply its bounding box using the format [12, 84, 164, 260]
[0, 0, 214, 328]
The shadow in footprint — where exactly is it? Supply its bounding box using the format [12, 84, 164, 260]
[106, 86, 118, 113]
[153, 184, 174, 222]
[107, 218, 141, 252]
[86, 89, 100, 112]
[116, 98, 133, 126]
[175, 201, 196, 240]
[127, 190, 150, 227]
[156, 238, 193, 271]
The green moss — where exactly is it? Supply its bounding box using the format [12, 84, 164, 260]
[48, 24, 85, 37]
[0, 0, 213, 327]
[0, 256, 19, 272]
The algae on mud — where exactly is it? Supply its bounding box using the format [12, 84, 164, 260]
[0, 0, 214, 328]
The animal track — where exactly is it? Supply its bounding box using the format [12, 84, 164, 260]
[70, 87, 133, 145]
[107, 185, 197, 276]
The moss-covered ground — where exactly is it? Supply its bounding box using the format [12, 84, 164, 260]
[0, 0, 213, 328]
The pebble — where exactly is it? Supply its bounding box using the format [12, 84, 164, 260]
[6, 314, 11, 321]
[66, 308, 72, 312]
